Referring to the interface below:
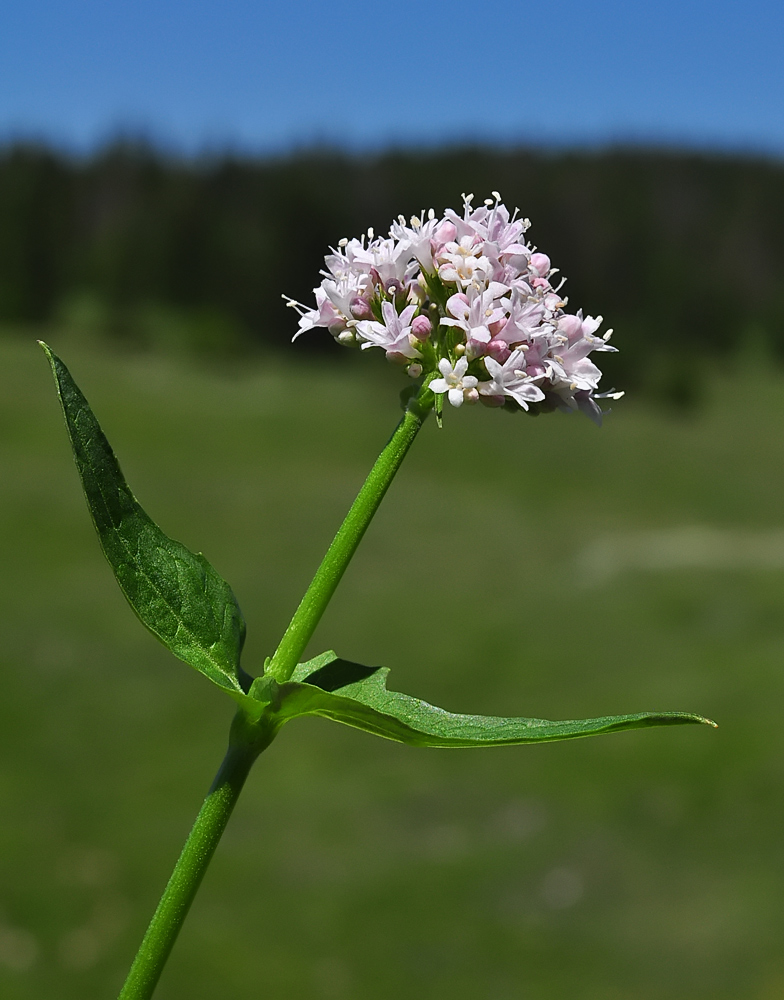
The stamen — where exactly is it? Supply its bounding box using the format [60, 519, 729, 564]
[281, 295, 307, 316]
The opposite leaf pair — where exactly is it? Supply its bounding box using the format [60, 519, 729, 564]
[42, 343, 714, 747]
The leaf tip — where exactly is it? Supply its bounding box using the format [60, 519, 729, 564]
[38, 340, 60, 376]
[686, 713, 717, 728]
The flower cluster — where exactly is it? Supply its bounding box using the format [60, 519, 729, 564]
[285, 193, 621, 423]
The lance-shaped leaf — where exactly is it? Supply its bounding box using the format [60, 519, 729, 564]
[42, 343, 250, 703]
[275, 651, 715, 746]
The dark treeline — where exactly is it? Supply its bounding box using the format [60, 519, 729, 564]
[2, 142, 783, 397]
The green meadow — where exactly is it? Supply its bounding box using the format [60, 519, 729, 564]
[2, 333, 784, 999]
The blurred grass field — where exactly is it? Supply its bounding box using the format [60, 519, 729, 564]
[2, 332, 784, 999]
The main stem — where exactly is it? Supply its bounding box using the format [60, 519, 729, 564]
[117, 388, 432, 998]
[118, 726, 269, 1000]
[266, 389, 433, 682]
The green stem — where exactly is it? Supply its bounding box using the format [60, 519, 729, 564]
[118, 385, 433, 998]
[266, 387, 433, 683]
[118, 721, 271, 1000]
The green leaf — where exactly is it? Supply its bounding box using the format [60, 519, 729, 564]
[276, 651, 716, 747]
[42, 343, 250, 703]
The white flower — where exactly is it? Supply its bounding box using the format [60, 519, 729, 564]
[389, 210, 440, 272]
[437, 236, 493, 288]
[481, 352, 546, 410]
[429, 357, 479, 408]
[342, 236, 412, 289]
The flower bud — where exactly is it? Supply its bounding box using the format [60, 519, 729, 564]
[464, 387, 480, 405]
[336, 330, 355, 345]
[350, 297, 373, 320]
[487, 340, 511, 362]
[407, 363, 423, 379]
[411, 315, 432, 340]
[529, 252, 551, 277]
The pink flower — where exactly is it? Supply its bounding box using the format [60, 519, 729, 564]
[356, 301, 421, 360]
[288, 192, 620, 424]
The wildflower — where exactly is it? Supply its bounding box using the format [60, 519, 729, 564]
[356, 301, 421, 360]
[286, 193, 619, 423]
[429, 358, 479, 408]
[480, 352, 546, 410]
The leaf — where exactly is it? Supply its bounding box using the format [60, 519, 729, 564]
[276, 651, 715, 747]
[42, 343, 250, 702]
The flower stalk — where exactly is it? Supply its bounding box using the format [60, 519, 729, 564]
[266, 383, 434, 682]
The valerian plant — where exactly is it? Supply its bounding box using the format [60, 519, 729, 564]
[42, 193, 714, 999]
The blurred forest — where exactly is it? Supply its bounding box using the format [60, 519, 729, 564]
[1, 142, 783, 401]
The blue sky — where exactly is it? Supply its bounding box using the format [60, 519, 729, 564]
[2, 0, 783, 156]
